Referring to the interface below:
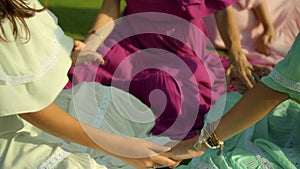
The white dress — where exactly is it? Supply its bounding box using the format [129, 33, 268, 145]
[0, 0, 170, 168]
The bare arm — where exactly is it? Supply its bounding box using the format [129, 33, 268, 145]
[81, 0, 120, 52]
[215, 6, 259, 89]
[253, 0, 275, 55]
[166, 82, 288, 161]
[87, 0, 120, 37]
[72, 0, 120, 66]
[19, 103, 179, 168]
[216, 82, 289, 141]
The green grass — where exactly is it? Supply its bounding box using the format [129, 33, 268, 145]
[39, 0, 126, 40]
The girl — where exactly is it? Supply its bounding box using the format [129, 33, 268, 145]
[0, 0, 179, 168]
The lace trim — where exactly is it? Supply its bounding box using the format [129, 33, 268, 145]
[0, 30, 64, 85]
[38, 148, 71, 169]
[76, 86, 111, 154]
[269, 69, 300, 93]
[244, 126, 273, 169]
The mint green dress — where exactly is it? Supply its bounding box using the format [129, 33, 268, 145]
[178, 33, 300, 169]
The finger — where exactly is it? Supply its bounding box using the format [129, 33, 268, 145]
[225, 68, 232, 89]
[150, 155, 180, 168]
[258, 45, 269, 56]
[93, 52, 105, 65]
[261, 66, 272, 75]
[74, 40, 81, 46]
[264, 47, 270, 56]
[232, 80, 243, 86]
[240, 74, 253, 89]
[253, 65, 272, 76]
[233, 82, 248, 92]
[252, 71, 261, 82]
[256, 41, 269, 56]
[264, 49, 270, 56]
[74, 40, 85, 51]
[263, 37, 272, 56]
[81, 50, 104, 65]
[232, 80, 247, 91]
[268, 35, 275, 43]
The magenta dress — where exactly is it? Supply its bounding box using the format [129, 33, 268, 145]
[67, 0, 236, 140]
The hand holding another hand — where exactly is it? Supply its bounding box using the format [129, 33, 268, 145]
[163, 136, 206, 161]
[71, 40, 104, 66]
[232, 64, 272, 93]
[113, 137, 180, 169]
[226, 53, 260, 90]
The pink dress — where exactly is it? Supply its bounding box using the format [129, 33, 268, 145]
[204, 0, 300, 66]
[67, 0, 237, 140]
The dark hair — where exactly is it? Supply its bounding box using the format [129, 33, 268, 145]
[0, 0, 45, 41]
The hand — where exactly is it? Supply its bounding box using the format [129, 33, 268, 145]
[114, 137, 180, 169]
[163, 136, 206, 161]
[71, 40, 104, 66]
[226, 54, 260, 89]
[255, 27, 275, 56]
[252, 64, 272, 77]
[232, 64, 272, 93]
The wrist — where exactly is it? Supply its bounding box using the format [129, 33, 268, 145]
[193, 123, 224, 155]
[228, 50, 247, 63]
[227, 44, 244, 60]
[84, 30, 105, 51]
[263, 26, 275, 35]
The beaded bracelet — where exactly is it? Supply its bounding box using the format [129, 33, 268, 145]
[193, 122, 224, 155]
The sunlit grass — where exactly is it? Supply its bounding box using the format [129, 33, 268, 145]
[39, 0, 126, 39]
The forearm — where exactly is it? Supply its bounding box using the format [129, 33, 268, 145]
[215, 82, 289, 141]
[19, 104, 118, 156]
[89, 0, 120, 33]
[85, 0, 120, 49]
[214, 6, 243, 60]
[253, 0, 273, 31]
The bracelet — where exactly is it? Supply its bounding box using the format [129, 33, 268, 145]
[193, 123, 224, 155]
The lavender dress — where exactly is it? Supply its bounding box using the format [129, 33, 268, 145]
[67, 0, 236, 140]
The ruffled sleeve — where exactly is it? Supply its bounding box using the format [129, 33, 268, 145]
[176, 0, 238, 18]
[261, 33, 300, 101]
[0, 0, 73, 116]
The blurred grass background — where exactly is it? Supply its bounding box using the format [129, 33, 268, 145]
[39, 0, 127, 40]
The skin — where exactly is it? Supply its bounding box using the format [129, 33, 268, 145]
[165, 82, 289, 160]
[214, 0, 275, 90]
[19, 103, 180, 168]
[253, 0, 275, 56]
[215, 6, 259, 89]
[73, 0, 121, 66]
